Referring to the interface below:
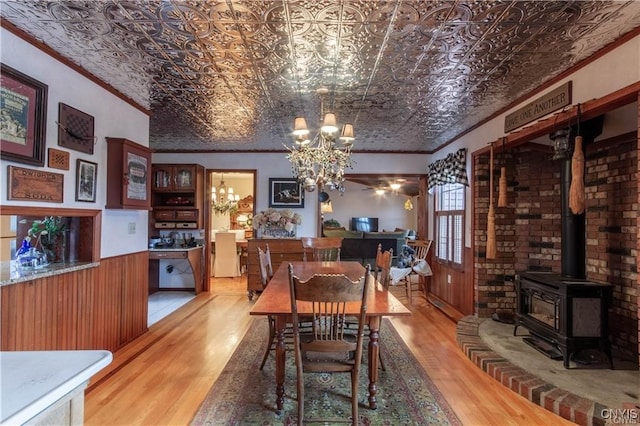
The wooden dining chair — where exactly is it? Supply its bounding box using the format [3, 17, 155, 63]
[401, 239, 432, 303]
[213, 232, 241, 277]
[374, 243, 393, 289]
[300, 237, 343, 261]
[258, 244, 273, 285]
[257, 244, 277, 370]
[288, 263, 371, 426]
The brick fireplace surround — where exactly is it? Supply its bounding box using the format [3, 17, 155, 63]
[473, 131, 639, 364]
[469, 126, 639, 423]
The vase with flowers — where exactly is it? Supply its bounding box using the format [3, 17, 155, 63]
[28, 216, 68, 263]
[252, 208, 302, 238]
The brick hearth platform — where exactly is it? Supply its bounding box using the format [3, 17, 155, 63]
[456, 316, 609, 426]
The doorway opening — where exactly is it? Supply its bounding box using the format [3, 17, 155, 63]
[206, 170, 256, 283]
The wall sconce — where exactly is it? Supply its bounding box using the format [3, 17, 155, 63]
[550, 128, 570, 160]
[404, 198, 414, 211]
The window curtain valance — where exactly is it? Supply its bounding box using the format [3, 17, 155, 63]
[427, 148, 469, 189]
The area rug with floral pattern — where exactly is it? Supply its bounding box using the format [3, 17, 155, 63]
[191, 318, 461, 425]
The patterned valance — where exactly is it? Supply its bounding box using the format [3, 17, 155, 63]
[427, 148, 469, 189]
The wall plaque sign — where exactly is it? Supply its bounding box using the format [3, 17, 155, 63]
[504, 81, 572, 133]
[48, 147, 70, 170]
[7, 165, 64, 203]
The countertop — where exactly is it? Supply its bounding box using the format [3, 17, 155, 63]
[1, 350, 113, 425]
[0, 261, 100, 287]
[148, 245, 203, 252]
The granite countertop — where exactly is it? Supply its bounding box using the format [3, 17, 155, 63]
[148, 245, 203, 252]
[0, 261, 100, 287]
[1, 350, 113, 425]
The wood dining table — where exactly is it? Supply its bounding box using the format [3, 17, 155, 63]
[249, 261, 412, 411]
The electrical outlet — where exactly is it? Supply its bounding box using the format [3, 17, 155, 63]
[447, 274, 452, 284]
[128, 222, 136, 234]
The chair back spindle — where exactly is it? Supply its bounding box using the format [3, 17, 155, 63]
[300, 237, 343, 262]
[288, 263, 370, 424]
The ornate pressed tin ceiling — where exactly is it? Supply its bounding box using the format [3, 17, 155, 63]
[1, 1, 639, 153]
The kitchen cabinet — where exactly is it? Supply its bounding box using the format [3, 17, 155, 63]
[246, 238, 304, 300]
[150, 164, 205, 232]
[152, 164, 198, 192]
[105, 138, 152, 210]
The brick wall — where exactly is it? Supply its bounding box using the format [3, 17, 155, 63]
[474, 135, 638, 362]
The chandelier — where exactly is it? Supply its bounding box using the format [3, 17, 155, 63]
[212, 174, 239, 215]
[286, 88, 355, 193]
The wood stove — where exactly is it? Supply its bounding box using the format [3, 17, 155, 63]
[514, 271, 613, 368]
[513, 119, 613, 368]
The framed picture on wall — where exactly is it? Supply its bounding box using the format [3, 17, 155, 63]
[58, 103, 95, 154]
[0, 64, 48, 166]
[269, 178, 304, 208]
[76, 159, 97, 202]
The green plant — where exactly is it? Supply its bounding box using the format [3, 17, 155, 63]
[323, 219, 341, 228]
[27, 216, 67, 257]
[212, 202, 238, 215]
[28, 216, 66, 243]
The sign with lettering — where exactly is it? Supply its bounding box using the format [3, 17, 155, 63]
[504, 81, 572, 133]
[7, 165, 64, 202]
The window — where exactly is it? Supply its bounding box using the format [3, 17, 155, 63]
[435, 183, 464, 267]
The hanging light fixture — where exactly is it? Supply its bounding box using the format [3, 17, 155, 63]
[212, 174, 240, 215]
[286, 87, 355, 193]
[551, 128, 570, 160]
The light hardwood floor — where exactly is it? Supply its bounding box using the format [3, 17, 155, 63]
[84, 276, 574, 425]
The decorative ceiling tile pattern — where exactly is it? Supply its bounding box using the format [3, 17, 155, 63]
[1, 0, 639, 152]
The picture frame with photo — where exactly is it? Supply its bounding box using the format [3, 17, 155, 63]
[268, 178, 304, 208]
[76, 159, 97, 202]
[0, 64, 48, 166]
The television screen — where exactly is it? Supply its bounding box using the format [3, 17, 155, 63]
[351, 217, 379, 232]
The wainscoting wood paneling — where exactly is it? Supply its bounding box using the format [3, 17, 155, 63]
[0, 251, 148, 352]
[429, 247, 474, 316]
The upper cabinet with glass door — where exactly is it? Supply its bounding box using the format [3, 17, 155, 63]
[152, 164, 197, 192]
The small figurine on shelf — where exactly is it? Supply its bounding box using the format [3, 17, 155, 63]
[16, 238, 31, 257]
[15, 237, 48, 271]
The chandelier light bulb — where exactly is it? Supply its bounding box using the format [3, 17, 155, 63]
[293, 117, 309, 136]
[321, 113, 338, 133]
[340, 124, 354, 141]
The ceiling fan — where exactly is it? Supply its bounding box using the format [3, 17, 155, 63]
[361, 179, 405, 194]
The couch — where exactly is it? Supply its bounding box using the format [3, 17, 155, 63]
[322, 228, 412, 266]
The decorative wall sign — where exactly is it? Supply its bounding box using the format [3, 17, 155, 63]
[504, 81, 572, 133]
[58, 102, 95, 154]
[8, 165, 63, 203]
[0, 64, 48, 166]
[269, 178, 304, 208]
[76, 159, 97, 202]
[48, 148, 70, 170]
